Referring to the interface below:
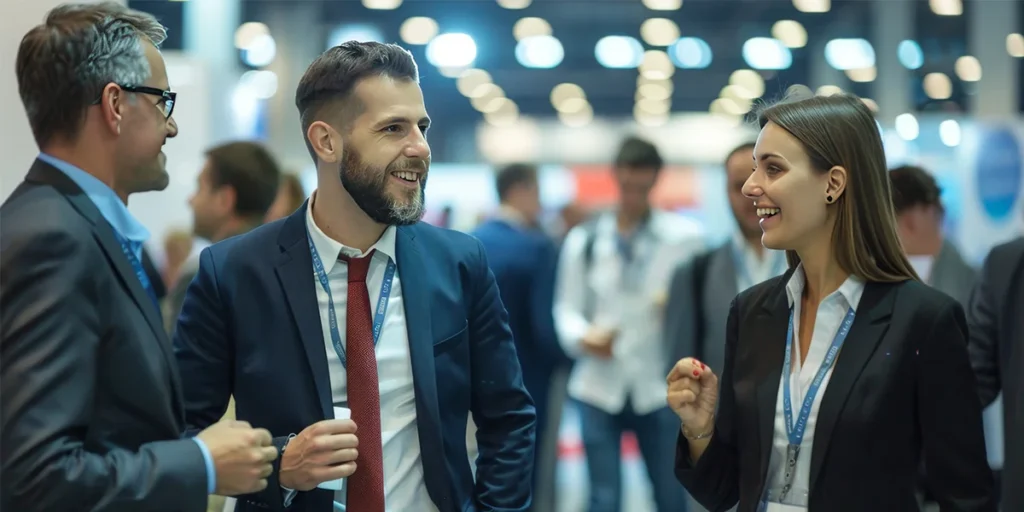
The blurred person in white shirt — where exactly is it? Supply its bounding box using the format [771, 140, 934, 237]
[554, 136, 701, 512]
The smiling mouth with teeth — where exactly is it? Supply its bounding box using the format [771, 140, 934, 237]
[756, 207, 780, 218]
[391, 171, 420, 183]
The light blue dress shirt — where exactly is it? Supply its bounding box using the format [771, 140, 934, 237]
[39, 153, 217, 495]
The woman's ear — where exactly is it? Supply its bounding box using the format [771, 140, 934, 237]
[307, 121, 343, 164]
[825, 165, 847, 203]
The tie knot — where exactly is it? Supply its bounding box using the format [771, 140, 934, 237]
[340, 250, 375, 283]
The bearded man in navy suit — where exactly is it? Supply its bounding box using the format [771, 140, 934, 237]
[173, 41, 536, 512]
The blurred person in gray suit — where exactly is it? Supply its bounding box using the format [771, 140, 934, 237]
[165, 141, 281, 332]
[664, 142, 787, 378]
[968, 236, 1024, 512]
[1, 4, 276, 510]
[889, 165, 976, 305]
[662, 143, 787, 512]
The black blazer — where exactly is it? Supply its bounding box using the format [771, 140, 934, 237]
[0, 160, 208, 511]
[968, 237, 1024, 511]
[674, 268, 996, 512]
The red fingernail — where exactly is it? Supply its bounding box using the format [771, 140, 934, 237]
[701, 363, 706, 370]
[692, 370, 700, 377]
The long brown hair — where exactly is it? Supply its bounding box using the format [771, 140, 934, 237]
[758, 92, 919, 283]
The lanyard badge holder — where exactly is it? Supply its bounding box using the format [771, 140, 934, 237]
[307, 229, 395, 512]
[759, 306, 855, 510]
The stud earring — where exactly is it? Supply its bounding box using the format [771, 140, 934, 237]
[826, 195, 833, 203]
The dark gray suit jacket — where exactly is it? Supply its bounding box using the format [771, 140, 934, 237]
[664, 244, 735, 375]
[0, 160, 209, 511]
[968, 236, 1024, 512]
[930, 241, 977, 307]
[664, 243, 786, 376]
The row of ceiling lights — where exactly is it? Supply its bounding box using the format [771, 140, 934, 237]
[231, 0, 1022, 128]
[357, 0, 963, 17]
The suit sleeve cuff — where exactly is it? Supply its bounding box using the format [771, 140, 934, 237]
[192, 437, 217, 495]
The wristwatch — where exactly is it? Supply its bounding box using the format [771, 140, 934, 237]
[281, 433, 297, 455]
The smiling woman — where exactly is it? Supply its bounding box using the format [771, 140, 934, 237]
[667, 92, 997, 512]
[750, 92, 918, 283]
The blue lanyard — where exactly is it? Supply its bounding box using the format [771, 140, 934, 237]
[307, 229, 396, 367]
[114, 232, 159, 312]
[782, 306, 855, 448]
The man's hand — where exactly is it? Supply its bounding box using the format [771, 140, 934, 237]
[279, 419, 359, 491]
[581, 326, 616, 359]
[196, 420, 278, 496]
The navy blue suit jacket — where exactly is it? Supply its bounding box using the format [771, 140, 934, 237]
[173, 203, 536, 512]
[470, 219, 567, 397]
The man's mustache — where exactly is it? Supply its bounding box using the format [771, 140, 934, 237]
[388, 159, 429, 173]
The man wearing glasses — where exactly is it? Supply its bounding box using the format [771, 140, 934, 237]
[1, 3, 276, 511]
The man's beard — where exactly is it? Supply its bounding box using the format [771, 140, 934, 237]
[339, 147, 427, 226]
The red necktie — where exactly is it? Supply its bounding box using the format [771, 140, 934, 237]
[341, 252, 385, 512]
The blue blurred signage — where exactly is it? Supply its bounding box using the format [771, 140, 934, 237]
[974, 127, 1022, 222]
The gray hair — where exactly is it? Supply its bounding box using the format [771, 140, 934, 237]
[16, 2, 167, 148]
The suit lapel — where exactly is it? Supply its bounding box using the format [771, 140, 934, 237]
[719, 245, 740, 297]
[807, 281, 896, 493]
[395, 226, 452, 508]
[26, 161, 183, 416]
[275, 203, 334, 419]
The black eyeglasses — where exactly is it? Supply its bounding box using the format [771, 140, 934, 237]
[92, 84, 176, 119]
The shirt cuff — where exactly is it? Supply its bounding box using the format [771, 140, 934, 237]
[282, 487, 297, 507]
[191, 437, 217, 495]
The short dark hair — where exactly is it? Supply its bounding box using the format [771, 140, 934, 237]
[495, 163, 538, 202]
[16, 2, 167, 148]
[724, 142, 756, 166]
[614, 136, 663, 171]
[295, 41, 419, 162]
[205, 141, 282, 218]
[889, 165, 942, 214]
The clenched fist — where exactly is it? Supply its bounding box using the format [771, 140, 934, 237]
[196, 420, 277, 496]
[666, 357, 719, 434]
[279, 419, 359, 491]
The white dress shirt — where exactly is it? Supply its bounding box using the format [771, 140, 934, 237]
[731, 233, 787, 293]
[290, 193, 436, 511]
[907, 254, 935, 284]
[763, 265, 865, 511]
[553, 210, 704, 415]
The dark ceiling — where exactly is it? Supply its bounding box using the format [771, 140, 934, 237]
[133, 0, 1023, 124]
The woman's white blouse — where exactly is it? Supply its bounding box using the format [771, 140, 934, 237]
[763, 266, 865, 511]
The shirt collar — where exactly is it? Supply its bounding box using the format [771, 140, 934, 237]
[495, 205, 530, 228]
[907, 254, 935, 284]
[733, 232, 786, 267]
[785, 263, 866, 312]
[38, 153, 150, 246]
[305, 190, 397, 274]
[733, 231, 762, 262]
